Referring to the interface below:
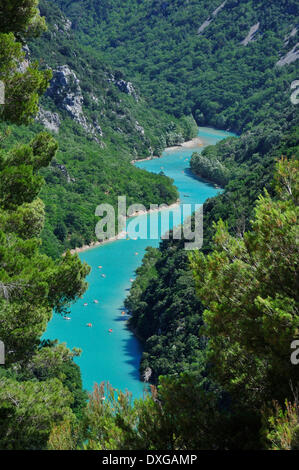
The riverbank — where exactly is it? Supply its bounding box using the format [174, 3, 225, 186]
[165, 137, 204, 152]
[69, 137, 204, 256]
[68, 199, 180, 255]
[46, 127, 233, 397]
[187, 167, 223, 189]
[68, 230, 128, 255]
[131, 155, 159, 164]
[131, 137, 204, 164]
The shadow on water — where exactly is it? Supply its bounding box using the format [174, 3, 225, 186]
[44, 127, 235, 397]
[184, 167, 221, 189]
[121, 334, 144, 382]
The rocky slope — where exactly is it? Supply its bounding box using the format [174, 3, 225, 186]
[3, 0, 196, 257]
[56, 0, 298, 132]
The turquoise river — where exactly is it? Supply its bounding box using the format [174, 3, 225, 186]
[44, 127, 235, 397]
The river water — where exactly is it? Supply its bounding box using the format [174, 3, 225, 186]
[44, 127, 234, 397]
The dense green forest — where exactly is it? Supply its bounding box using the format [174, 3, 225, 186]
[0, 0, 298, 451]
[126, 124, 299, 380]
[54, 0, 298, 131]
[0, 0, 89, 449]
[2, 0, 196, 258]
[10, 0, 297, 257]
[118, 157, 298, 451]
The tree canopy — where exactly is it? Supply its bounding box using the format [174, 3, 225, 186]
[0, 0, 90, 449]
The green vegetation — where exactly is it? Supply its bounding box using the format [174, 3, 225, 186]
[0, 2, 88, 450]
[0, 0, 298, 451]
[123, 113, 298, 450]
[189, 157, 299, 448]
[51, 159, 298, 451]
[125, 243, 205, 382]
[125, 124, 299, 379]
[193, 155, 298, 391]
[7, 0, 296, 257]
[191, 116, 298, 188]
[55, 0, 298, 132]
[2, 0, 196, 258]
[191, 151, 230, 186]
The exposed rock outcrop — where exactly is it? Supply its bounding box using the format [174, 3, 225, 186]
[241, 23, 260, 46]
[47, 65, 84, 122]
[108, 74, 139, 101]
[51, 160, 75, 183]
[37, 108, 61, 133]
[276, 42, 299, 67]
[135, 121, 145, 135]
[143, 367, 152, 383]
[198, 1, 227, 34]
[53, 16, 72, 34]
[17, 44, 30, 73]
[47, 65, 103, 140]
[17, 59, 30, 74]
[116, 79, 138, 100]
[284, 27, 297, 45]
[198, 19, 212, 35]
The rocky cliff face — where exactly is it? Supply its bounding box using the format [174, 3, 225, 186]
[108, 74, 139, 101]
[197, 1, 227, 34]
[29, 0, 194, 161]
[51, 160, 75, 183]
[241, 23, 260, 46]
[37, 108, 61, 133]
[46, 65, 103, 141]
[19, 47, 102, 139]
[277, 42, 299, 67]
[115, 79, 139, 101]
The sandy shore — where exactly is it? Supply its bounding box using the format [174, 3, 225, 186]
[68, 136, 202, 255]
[131, 155, 159, 164]
[68, 230, 128, 255]
[128, 199, 180, 218]
[165, 137, 203, 152]
[68, 200, 180, 255]
[131, 137, 203, 164]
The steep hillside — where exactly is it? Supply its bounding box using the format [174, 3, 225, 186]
[125, 124, 299, 382]
[0, 0, 298, 452]
[21, 0, 297, 257]
[2, 0, 197, 258]
[44, 0, 299, 381]
[54, 0, 298, 132]
[41, 0, 299, 386]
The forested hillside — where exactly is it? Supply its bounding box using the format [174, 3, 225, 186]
[115, 157, 298, 451]
[0, 0, 298, 451]
[25, 0, 297, 256]
[54, 0, 298, 131]
[0, 1, 89, 449]
[86, 0, 299, 449]
[86, 0, 299, 383]
[2, 0, 196, 257]
[126, 124, 299, 381]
